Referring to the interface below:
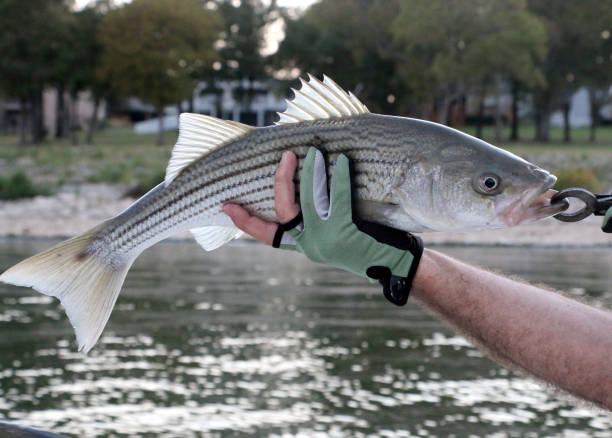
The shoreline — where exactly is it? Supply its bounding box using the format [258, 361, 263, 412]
[0, 184, 610, 248]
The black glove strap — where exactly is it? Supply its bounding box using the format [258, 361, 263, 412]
[272, 211, 303, 248]
[366, 266, 411, 306]
[356, 219, 424, 306]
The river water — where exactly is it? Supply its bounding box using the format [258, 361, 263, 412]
[0, 239, 611, 438]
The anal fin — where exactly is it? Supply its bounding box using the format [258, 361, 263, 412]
[191, 226, 244, 251]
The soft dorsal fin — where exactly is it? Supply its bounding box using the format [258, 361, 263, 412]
[165, 113, 254, 185]
[275, 74, 369, 125]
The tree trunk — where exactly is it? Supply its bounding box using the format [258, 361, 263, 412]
[86, 95, 100, 145]
[510, 81, 519, 141]
[533, 89, 551, 143]
[188, 91, 194, 113]
[493, 75, 503, 142]
[71, 95, 79, 145]
[56, 83, 65, 138]
[443, 96, 455, 127]
[562, 101, 571, 143]
[534, 109, 551, 142]
[19, 99, 28, 145]
[30, 89, 45, 144]
[589, 106, 598, 143]
[476, 94, 485, 139]
[156, 109, 164, 146]
[588, 88, 599, 143]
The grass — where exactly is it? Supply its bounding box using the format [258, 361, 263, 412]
[462, 123, 612, 148]
[0, 122, 610, 199]
[0, 171, 50, 200]
[0, 124, 171, 189]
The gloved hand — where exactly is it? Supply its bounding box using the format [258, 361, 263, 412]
[603, 207, 612, 233]
[272, 147, 423, 306]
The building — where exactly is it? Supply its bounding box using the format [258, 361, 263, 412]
[0, 89, 106, 138]
[133, 79, 288, 134]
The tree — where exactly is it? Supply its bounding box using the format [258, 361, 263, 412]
[207, 0, 278, 113]
[392, 0, 546, 135]
[526, 0, 610, 142]
[275, 0, 408, 115]
[570, 0, 612, 142]
[97, 0, 221, 144]
[0, 0, 73, 144]
[460, 0, 546, 140]
[53, 2, 109, 144]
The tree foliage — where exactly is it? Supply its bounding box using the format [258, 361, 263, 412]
[98, 0, 222, 143]
[0, 0, 74, 143]
[213, 0, 276, 80]
[276, 0, 405, 114]
[528, 0, 612, 141]
[392, 0, 546, 124]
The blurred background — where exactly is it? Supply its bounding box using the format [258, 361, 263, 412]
[1, 1, 612, 437]
[0, 0, 611, 198]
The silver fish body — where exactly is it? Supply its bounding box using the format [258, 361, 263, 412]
[0, 77, 568, 353]
[103, 113, 560, 265]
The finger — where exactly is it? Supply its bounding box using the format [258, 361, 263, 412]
[274, 151, 300, 222]
[223, 203, 278, 245]
[330, 154, 353, 217]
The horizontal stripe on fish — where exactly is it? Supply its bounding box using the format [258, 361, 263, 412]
[105, 124, 406, 254]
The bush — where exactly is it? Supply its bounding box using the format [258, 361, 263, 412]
[123, 170, 166, 198]
[87, 163, 129, 183]
[554, 168, 602, 192]
[0, 172, 49, 200]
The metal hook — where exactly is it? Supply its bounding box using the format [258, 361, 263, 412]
[552, 188, 612, 222]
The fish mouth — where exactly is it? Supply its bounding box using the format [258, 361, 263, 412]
[500, 173, 569, 227]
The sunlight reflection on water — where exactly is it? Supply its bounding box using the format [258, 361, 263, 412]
[1, 240, 611, 437]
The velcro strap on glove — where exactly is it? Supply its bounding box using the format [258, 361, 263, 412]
[355, 218, 424, 306]
[272, 212, 303, 248]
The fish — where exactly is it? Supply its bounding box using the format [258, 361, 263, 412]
[0, 74, 568, 353]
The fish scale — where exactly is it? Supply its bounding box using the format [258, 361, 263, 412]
[103, 115, 403, 256]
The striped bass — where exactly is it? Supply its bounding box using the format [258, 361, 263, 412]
[0, 75, 568, 352]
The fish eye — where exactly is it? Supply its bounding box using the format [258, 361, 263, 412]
[474, 173, 502, 195]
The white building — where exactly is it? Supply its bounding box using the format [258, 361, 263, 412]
[134, 79, 287, 134]
[550, 86, 612, 128]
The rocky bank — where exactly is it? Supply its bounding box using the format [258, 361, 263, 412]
[0, 184, 609, 247]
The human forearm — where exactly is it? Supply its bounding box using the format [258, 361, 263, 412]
[411, 249, 612, 409]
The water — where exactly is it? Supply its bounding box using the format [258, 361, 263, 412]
[1, 239, 611, 438]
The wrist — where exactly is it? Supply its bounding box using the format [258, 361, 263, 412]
[409, 249, 440, 303]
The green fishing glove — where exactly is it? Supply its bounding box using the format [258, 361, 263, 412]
[272, 147, 423, 306]
[603, 207, 612, 233]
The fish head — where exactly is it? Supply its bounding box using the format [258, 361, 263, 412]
[390, 121, 568, 232]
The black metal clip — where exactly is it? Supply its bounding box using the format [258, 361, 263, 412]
[551, 188, 612, 222]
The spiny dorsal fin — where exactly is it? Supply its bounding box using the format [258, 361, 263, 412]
[165, 113, 254, 185]
[275, 74, 369, 125]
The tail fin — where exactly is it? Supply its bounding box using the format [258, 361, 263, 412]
[0, 227, 133, 353]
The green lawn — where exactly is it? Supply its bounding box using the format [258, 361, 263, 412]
[0, 125, 171, 188]
[0, 123, 610, 197]
[463, 123, 612, 149]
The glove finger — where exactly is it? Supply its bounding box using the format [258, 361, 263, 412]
[329, 154, 353, 217]
[299, 147, 319, 225]
[312, 149, 331, 220]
